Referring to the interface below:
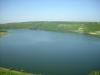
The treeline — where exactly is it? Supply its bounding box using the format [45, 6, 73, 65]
[0, 21, 100, 33]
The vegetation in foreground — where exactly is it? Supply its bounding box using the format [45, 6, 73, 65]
[0, 21, 100, 36]
[0, 67, 41, 75]
[0, 32, 7, 37]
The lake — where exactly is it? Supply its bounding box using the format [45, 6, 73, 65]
[0, 30, 100, 75]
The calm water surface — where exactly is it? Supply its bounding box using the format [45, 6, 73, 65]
[0, 30, 100, 75]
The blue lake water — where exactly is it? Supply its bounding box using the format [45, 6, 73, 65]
[0, 30, 100, 75]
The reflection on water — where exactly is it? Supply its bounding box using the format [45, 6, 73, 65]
[0, 32, 7, 37]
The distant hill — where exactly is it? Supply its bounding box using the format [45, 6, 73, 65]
[0, 21, 100, 36]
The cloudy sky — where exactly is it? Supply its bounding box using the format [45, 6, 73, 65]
[0, 0, 100, 23]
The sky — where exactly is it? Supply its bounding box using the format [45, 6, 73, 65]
[0, 0, 100, 23]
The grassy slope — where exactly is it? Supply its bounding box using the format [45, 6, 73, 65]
[0, 67, 32, 75]
[0, 67, 41, 75]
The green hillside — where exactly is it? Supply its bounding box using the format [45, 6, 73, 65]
[0, 21, 100, 35]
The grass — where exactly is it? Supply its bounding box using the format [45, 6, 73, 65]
[0, 67, 42, 75]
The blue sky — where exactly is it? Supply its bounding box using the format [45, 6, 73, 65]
[0, 0, 100, 23]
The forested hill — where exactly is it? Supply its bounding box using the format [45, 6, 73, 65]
[0, 21, 100, 35]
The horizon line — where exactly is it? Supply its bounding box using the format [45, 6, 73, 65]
[0, 20, 100, 24]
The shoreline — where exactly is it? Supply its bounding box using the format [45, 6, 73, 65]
[0, 31, 7, 36]
[0, 67, 41, 75]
